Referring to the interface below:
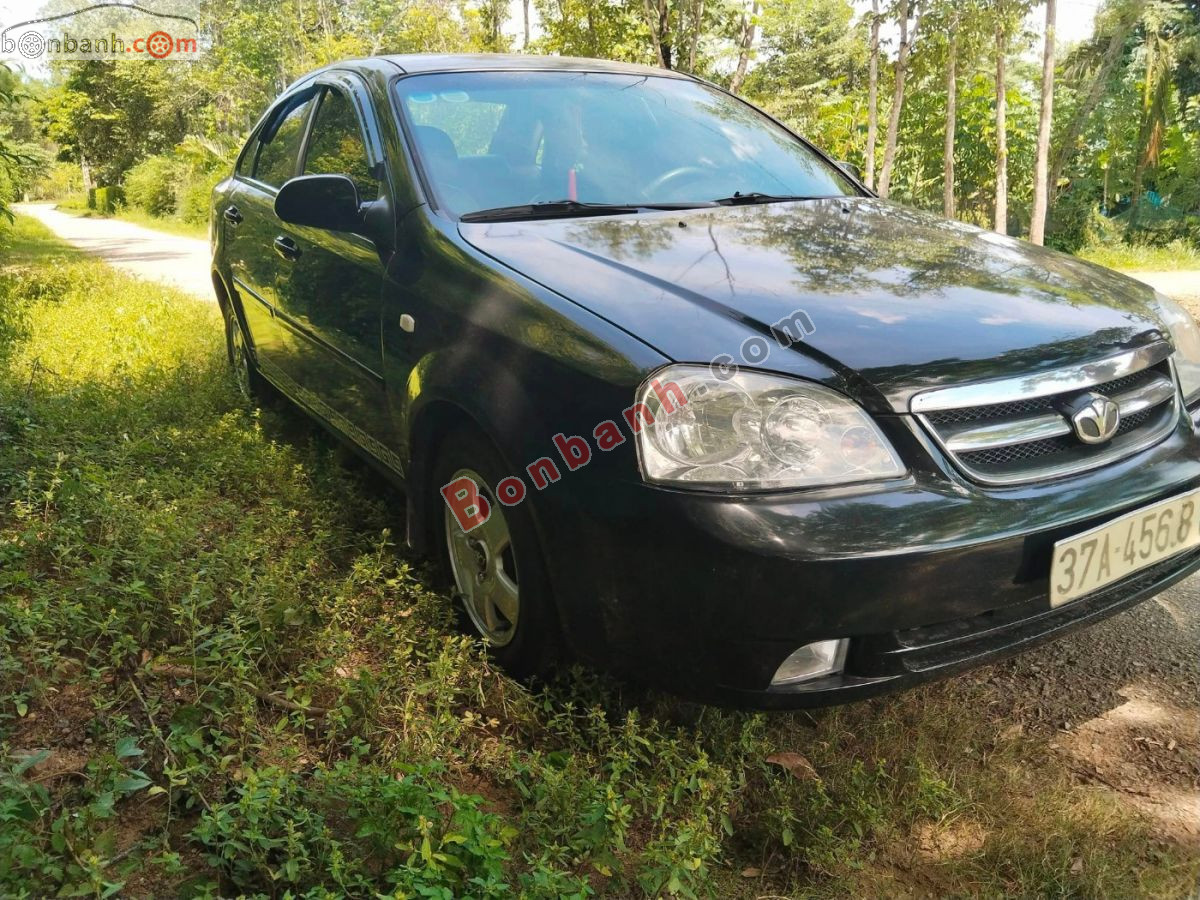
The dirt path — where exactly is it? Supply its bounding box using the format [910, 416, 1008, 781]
[1126, 270, 1200, 306]
[12, 202, 212, 301]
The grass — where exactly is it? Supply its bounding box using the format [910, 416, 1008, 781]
[49, 196, 208, 240]
[1076, 240, 1200, 272]
[0, 212, 1197, 897]
[109, 206, 208, 240]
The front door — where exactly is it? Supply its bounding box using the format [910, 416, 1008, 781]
[273, 79, 395, 465]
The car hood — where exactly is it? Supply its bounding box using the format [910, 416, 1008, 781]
[458, 198, 1167, 412]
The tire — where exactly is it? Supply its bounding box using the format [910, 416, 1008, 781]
[433, 425, 558, 678]
[222, 302, 269, 404]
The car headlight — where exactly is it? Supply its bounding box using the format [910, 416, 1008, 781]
[635, 365, 905, 489]
[1152, 292, 1200, 405]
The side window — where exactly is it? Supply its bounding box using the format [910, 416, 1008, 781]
[235, 131, 257, 177]
[253, 94, 314, 188]
[303, 87, 378, 200]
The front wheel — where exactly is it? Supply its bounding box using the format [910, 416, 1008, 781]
[434, 427, 558, 678]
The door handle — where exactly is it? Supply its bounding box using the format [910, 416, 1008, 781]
[223, 205, 243, 225]
[273, 236, 301, 261]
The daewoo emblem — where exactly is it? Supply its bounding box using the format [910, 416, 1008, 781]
[1065, 392, 1121, 445]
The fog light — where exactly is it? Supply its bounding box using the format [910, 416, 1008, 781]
[770, 639, 848, 686]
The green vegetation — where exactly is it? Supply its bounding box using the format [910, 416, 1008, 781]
[1078, 239, 1200, 271]
[0, 0, 1194, 259]
[2, 213, 1197, 895]
[107, 207, 209, 241]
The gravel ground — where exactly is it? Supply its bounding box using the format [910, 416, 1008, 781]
[974, 583, 1200, 730]
[971, 574, 1200, 845]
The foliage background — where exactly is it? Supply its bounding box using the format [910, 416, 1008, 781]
[0, 0, 1196, 249]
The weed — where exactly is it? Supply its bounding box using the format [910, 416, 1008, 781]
[0, 214, 1197, 896]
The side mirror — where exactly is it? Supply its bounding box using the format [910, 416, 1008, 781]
[835, 160, 863, 182]
[274, 174, 361, 232]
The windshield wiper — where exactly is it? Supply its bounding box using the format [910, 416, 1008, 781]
[711, 192, 823, 206]
[460, 199, 716, 223]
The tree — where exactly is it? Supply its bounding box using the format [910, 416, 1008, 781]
[988, 0, 1029, 233]
[1029, 0, 1056, 244]
[877, 0, 919, 198]
[994, 9, 1008, 232]
[1048, 0, 1144, 206]
[865, 0, 881, 188]
[943, 8, 960, 216]
[477, 0, 510, 49]
[729, 0, 760, 92]
[1129, 1, 1187, 225]
[0, 63, 32, 219]
[533, 0, 652, 64]
[645, 0, 673, 66]
[743, 0, 868, 159]
[42, 60, 190, 187]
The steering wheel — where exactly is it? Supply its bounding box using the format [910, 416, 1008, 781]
[641, 165, 713, 199]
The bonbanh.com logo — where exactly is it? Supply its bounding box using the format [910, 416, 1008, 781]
[1, 2, 202, 63]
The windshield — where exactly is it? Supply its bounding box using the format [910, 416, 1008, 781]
[394, 71, 858, 218]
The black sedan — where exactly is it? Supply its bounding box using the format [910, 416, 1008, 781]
[210, 54, 1200, 707]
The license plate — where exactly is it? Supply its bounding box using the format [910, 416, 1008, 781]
[1050, 489, 1200, 607]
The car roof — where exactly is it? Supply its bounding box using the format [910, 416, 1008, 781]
[287, 53, 695, 90]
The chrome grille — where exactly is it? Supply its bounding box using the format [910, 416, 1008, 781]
[924, 370, 1155, 428]
[913, 343, 1180, 486]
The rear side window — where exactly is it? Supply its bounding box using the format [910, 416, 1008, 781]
[406, 92, 506, 157]
[253, 94, 314, 188]
[303, 87, 378, 199]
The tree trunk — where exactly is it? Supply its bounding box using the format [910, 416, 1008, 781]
[943, 16, 958, 217]
[1130, 81, 1167, 227]
[644, 0, 669, 67]
[865, 0, 881, 189]
[1029, 0, 1056, 245]
[688, 0, 704, 71]
[659, 0, 673, 69]
[729, 0, 759, 94]
[1130, 37, 1168, 228]
[1129, 151, 1147, 226]
[994, 19, 1008, 234]
[877, 0, 915, 198]
[1048, 1, 1141, 202]
[523, 0, 531, 48]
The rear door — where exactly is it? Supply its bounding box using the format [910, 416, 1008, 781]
[222, 88, 318, 370]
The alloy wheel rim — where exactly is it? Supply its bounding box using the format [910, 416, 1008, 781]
[445, 468, 519, 646]
[227, 315, 252, 400]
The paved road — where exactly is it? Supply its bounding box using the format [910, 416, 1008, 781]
[13, 202, 213, 301]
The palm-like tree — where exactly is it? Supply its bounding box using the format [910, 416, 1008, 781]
[1128, 0, 1189, 224]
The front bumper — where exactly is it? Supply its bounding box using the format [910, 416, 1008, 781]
[538, 414, 1200, 708]
[731, 545, 1200, 708]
